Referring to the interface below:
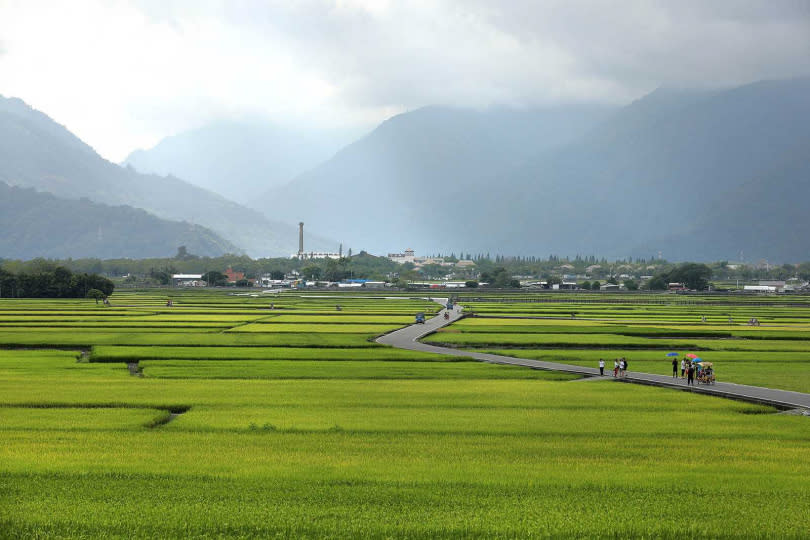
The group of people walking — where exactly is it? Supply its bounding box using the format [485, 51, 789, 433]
[598, 357, 628, 378]
[672, 358, 698, 385]
[594, 354, 710, 385]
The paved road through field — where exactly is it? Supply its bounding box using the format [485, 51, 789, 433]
[377, 298, 810, 411]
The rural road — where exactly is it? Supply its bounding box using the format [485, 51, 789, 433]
[377, 298, 810, 412]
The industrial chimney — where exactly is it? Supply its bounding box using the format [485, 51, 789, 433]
[298, 222, 304, 257]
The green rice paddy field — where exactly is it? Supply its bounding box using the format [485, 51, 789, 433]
[1, 290, 809, 538]
[427, 294, 810, 393]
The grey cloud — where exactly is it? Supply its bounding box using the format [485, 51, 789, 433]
[133, 1, 810, 111]
[467, 1, 810, 88]
[664, 0, 810, 23]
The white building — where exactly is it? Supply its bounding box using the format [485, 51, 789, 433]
[758, 280, 786, 292]
[291, 251, 342, 260]
[257, 278, 292, 288]
[388, 248, 416, 264]
[744, 285, 778, 293]
[171, 274, 204, 287]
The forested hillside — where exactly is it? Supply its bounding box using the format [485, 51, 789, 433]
[0, 183, 237, 259]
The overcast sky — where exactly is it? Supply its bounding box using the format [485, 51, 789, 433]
[1, 0, 808, 161]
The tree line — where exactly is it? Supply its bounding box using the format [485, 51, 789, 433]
[3, 249, 810, 289]
[0, 265, 114, 299]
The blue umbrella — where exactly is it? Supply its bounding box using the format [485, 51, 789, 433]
[666, 352, 679, 357]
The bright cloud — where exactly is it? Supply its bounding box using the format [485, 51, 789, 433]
[1, 0, 808, 161]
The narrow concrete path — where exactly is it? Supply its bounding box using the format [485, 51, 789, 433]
[377, 298, 464, 346]
[377, 300, 810, 411]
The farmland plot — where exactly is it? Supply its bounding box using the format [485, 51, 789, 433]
[430, 295, 810, 392]
[1, 290, 809, 538]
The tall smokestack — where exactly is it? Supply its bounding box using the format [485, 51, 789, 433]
[298, 222, 304, 256]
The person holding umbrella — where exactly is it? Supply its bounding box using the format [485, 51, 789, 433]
[667, 352, 679, 378]
[684, 353, 699, 380]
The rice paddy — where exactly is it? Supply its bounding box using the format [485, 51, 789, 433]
[426, 293, 810, 393]
[1, 289, 809, 538]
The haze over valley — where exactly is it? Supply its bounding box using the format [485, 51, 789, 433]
[123, 120, 360, 206]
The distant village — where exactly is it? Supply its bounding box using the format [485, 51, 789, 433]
[170, 247, 478, 289]
[168, 247, 807, 293]
[122, 221, 798, 292]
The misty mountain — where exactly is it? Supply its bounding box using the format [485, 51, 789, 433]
[492, 78, 810, 261]
[265, 79, 810, 261]
[637, 150, 810, 262]
[124, 120, 355, 205]
[262, 105, 614, 253]
[0, 96, 335, 257]
[0, 182, 237, 259]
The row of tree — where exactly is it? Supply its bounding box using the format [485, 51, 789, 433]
[0, 265, 115, 299]
[4, 251, 810, 288]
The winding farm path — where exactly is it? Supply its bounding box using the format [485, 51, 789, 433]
[377, 299, 810, 412]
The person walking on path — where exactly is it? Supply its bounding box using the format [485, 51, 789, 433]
[687, 363, 695, 386]
[672, 357, 678, 378]
[599, 358, 605, 376]
[622, 357, 628, 378]
[680, 359, 686, 379]
[613, 359, 619, 378]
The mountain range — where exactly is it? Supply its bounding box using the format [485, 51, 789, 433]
[260, 78, 810, 261]
[3, 77, 809, 262]
[262, 104, 615, 254]
[0, 95, 335, 258]
[493, 78, 810, 261]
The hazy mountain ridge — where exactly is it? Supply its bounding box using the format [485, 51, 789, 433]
[262, 104, 615, 253]
[4, 78, 808, 262]
[0, 182, 238, 259]
[637, 146, 810, 262]
[0, 95, 335, 257]
[257, 78, 810, 261]
[124, 120, 356, 206]
[497, 77, 810, 260]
